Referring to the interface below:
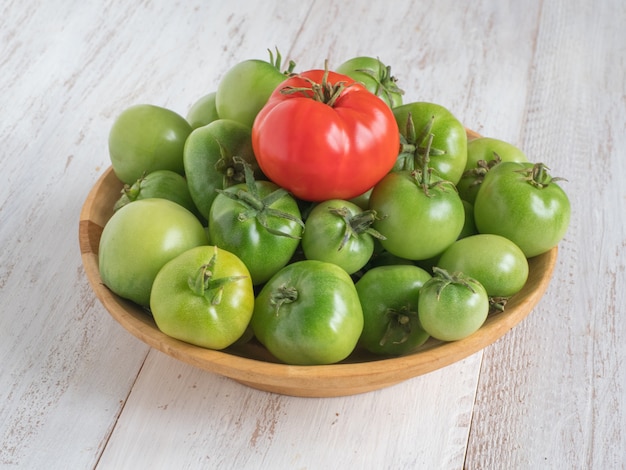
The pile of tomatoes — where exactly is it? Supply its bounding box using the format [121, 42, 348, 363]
[98, 51, 571, 365]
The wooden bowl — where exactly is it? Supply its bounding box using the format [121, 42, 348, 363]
[79, 131, 557, 397]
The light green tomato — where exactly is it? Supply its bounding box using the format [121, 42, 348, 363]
[98, 198, 207, 306]
[150, 246, 255, 350]
[108, 104, 192, 184]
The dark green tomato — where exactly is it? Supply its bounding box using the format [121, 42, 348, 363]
[335, 56, 404, 108]
[251, 260, 363, 365]
[208, 180, 303, 285]
[369, 170, 465, 260]
[418, 268, 489, 341]
[183, 119, 260, 220]
[457, 137, 529, 204]
[186, 92, 220, 130]
[99, 198, 208, 307]
[216, 53, 294, 128]
[437, 234, 529, 298]
[108, 104, 192, 184]
[150, 245, 254, 350]
[113, 169, 202, 220]
[474, 162, 571, 257]
[355, 265, 431, 356]
[301, 199, 383, 275]
[393, 102, 467, 184]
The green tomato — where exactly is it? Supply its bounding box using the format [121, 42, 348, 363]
[355, 265, 431, 356]
[208, 178, 303, 285]
[186, 92, 220, 129]
[418, 268, 489, 341]
[183, 119, 260, 220]
[335, 56, 404, 108]
[150, 246, 254, 350]
[251, 260, 363, 365]
[437, 234, 529, 298]
[98, 198, 208, 306]
[457, 137, 529, 204]
[113, 169, 202, 220]
[474, 162, 571, 257]
[393, 101, 467, 184]
[216, 52, 294, 128]
[369, 170, 465, 260]
[458, 200, 478, 239]
[108, 104, 192, 184]
[301, 199, 384, 274]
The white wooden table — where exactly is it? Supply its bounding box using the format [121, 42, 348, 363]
[1, 0, 624, 468]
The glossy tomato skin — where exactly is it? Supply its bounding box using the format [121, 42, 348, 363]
[473, 162, 571, 257]
[369, 170, 465, 260]
[251, 260, 364, 365]
[99, 198, 208, 306]
[208, 180, 303, 285]
[183, 119, 259, 220]
[393, 102, 467, 184]
[335, 56, 404, 108]
[150, 246, 254, 350]
[457, 137, 529, 204]
[113, 169, 201, 220]
[356, 265, 431, 356]
[252, 69, 400, 202]
[418, 269, 489, 342]
[186, 92, 219, 130]
[437, 234, 529, 298]
[108, 104, 192, 184]
[216, 59, 287, 128]
[301, 199, 380, 274]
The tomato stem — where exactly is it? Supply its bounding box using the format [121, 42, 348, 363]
[188, 247, 247, 304]
[270, 284, 299, 315]
[516, 162, 567, 189]
[327, 206, 386, 251]
[216, 158, 305, 239]
[395, 113, 446, 173]
[379, 304, 418, 346]
[280, 60, 349, 107]
[431, 267, 478, 299]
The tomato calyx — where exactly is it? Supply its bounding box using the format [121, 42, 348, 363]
[327, 206, 387, 251]
[515, 162, 567, 189]
[380, 304, 419, 347]
[354, 62, 405, 104]
[267, 47, 297, 75]
[430, 267, 478, 298]
[216, 159, 305, 239]
[461, 154, 503, 188]
[489, 296, 509, 313]
[269, 284, 299, 315]
[280, 62, 351, 107]
[188, 247, 248, 304]
[114, 172, 146, 210]
[213, 141, 252, 188]
[397, 113, 446, 171]
[408, 134, 456, 197]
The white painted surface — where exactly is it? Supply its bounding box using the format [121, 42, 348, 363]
[1, 0, 624, 468]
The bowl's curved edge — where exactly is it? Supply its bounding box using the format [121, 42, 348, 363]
[78, 129, 559, 398]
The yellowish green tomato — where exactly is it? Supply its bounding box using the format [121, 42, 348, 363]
[150, 246, 254, 350]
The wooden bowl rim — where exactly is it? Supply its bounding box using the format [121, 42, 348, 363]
[78, 130, 558, 397]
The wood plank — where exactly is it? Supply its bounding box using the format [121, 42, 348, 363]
[96, 350, 482, 469]
[465, 0, 626, 468]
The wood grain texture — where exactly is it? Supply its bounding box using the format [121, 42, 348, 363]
[0, 0, 623, 468]
[465, 0, 626, 468]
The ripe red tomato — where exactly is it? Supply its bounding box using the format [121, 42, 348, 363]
[251, 69, 400, 202]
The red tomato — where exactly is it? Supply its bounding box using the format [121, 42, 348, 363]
[251, 69, 400, 202]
